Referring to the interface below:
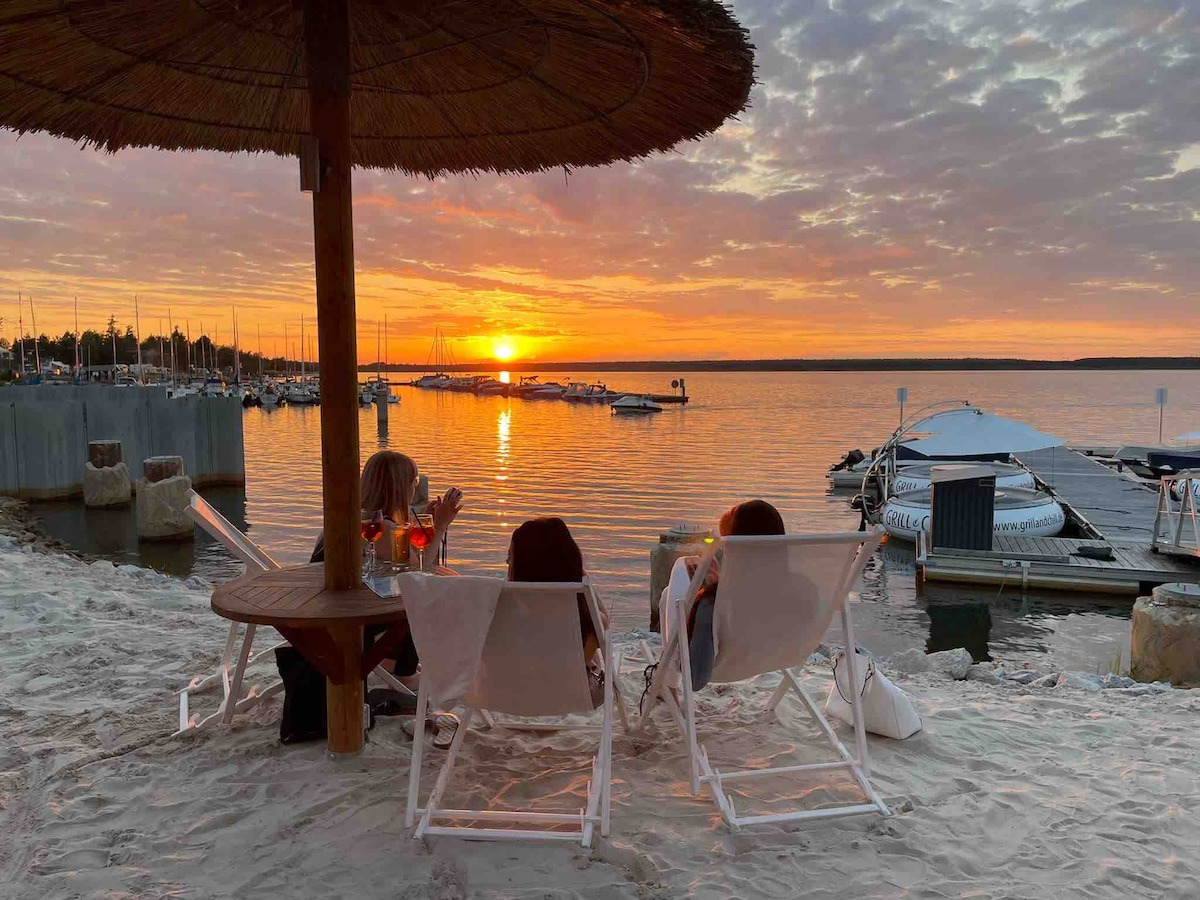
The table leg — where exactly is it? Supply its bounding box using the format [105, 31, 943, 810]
[325, 623, 365, 756]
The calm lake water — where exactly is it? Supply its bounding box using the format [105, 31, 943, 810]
[31, 369, 1200, 672]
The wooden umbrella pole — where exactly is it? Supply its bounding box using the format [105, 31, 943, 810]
[305, 0, 361, 593]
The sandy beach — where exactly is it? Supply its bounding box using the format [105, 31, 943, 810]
[3, 528, 1199, 900]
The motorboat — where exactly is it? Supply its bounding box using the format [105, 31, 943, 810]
[564, 382, 622, 403]
[611, 395, 662, 415]
[414, 373, 451, 389]
[513, 375, 566, 399]
[445, 376, 476, 393]
[891, 461, 1035, 493]
[474, 377, 508, 396]
[360, 385, 375, 405]
[881, 487, 1066, 542]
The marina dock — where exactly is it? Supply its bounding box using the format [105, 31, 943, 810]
[918, 447, 1200, 594]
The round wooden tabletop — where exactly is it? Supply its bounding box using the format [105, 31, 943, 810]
[211, 563, 408, 629]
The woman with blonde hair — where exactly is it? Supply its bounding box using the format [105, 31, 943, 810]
[309, 450, 463, 692]
[310, 450, 463, 569]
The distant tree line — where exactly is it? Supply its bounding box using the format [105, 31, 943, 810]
[2, 318, 311, 379]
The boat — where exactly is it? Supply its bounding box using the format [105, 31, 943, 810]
[564, 382, 622, 403]
[414, 329, 455, 388]
[611, 396, 663, 415]
[285, 383, 318, 405]
[881, 487, 1066, 542]
[474, 377, 508, 396]
[514, 376, 568, 399]
[359, 385, 374, 405]
[891, 461, 1035, 493]
[259, 383, 282, 407]
[414, 373, 452, 389]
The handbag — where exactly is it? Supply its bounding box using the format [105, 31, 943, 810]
[825, 649, 922, 740]
[275, 646, 327, 744]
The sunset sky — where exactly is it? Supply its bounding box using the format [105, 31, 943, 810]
[2, 0, 1199, 364]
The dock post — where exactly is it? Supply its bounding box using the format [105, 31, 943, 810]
[136, 455, 194, 541]
[83, 440, 131, 508]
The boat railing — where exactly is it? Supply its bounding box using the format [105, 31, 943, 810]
[1151, 472, 1200, 558]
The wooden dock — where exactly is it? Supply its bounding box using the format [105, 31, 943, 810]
[917, 447, 1200, 594]
[919, 534, 1200, 594]
[1014, 447, 1161, 542]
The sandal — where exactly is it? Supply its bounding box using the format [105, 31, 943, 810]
[402, 712, 460, 750]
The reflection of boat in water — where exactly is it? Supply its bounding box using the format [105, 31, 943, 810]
[892, 461, 1035, 493]
[611, 395, 662, 415]
[882, 487, 1065, 542]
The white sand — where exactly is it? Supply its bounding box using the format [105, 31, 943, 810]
[3, 535, 1200, 899]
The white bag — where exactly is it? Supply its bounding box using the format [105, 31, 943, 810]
[825, 650, 922, 740]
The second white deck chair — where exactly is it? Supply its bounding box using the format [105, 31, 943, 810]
[637, 527, 888, 830]
[176, 490, 414, 736]
[405, 580, 616, 847]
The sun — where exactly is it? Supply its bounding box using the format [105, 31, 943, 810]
[492, 336, 516, 362]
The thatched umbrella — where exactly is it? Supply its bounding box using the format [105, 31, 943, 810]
[0, 0, 753, 589]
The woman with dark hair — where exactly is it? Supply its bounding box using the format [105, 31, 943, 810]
[507, 517, 610, 703]
[685, 500, 785, 690]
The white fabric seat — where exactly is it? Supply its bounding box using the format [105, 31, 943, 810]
[637, 527, 889, 830]
[401, 575, 617, 847]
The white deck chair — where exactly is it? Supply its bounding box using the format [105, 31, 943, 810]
[176, 490, 414, 736]
[406, 580, 616, 847]
[636, 527, 889, 830]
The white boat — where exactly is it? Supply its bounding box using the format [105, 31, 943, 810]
[414, 374, 451, 389]
[881, 487, 1065, 542]
[611, 395, 662, 415]
[891, 461, 1035, 493]
[359, 386, 374, 405]
[564, 382, 621, 403]
[259, 384, 282, 407]
[286, 383, 318, 405]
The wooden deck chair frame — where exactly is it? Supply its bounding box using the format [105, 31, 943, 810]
[176, 489, 414, 736]
[406, 580, 616, 848]
[636, 528, 889, 830]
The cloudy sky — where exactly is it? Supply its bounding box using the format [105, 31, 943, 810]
[2, 0, 1198, 363]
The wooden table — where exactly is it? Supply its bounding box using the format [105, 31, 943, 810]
[211, 563, 408, 755]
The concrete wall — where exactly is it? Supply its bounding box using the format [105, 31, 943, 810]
[0, 386, 245, 499]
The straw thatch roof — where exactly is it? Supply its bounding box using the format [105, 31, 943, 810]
[0, 0, 755, 175]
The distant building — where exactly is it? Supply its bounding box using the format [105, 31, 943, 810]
[82, 364, 130, 384]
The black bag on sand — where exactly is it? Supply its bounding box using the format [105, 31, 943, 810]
[275, 646, 327, 744]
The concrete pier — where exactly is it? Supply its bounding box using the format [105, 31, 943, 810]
[0, 386, 244, 499]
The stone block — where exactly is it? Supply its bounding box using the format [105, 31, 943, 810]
[1131, 583, 1200, 687]
[1056, 671, 1104, 691]
[136, 474, 194, 541]
[83, 461, 131, 508]
[928, 648, 973, 680]
[888, 648, 931, 675]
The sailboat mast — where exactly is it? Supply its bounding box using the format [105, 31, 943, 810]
[74, 297, 80, 379]
[28, 293, 40, 375]
[17, 294, 25, 376]
[135, 294, 144, 384]
[300, 314, 306, 381]
[233, 306, 241, 385]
